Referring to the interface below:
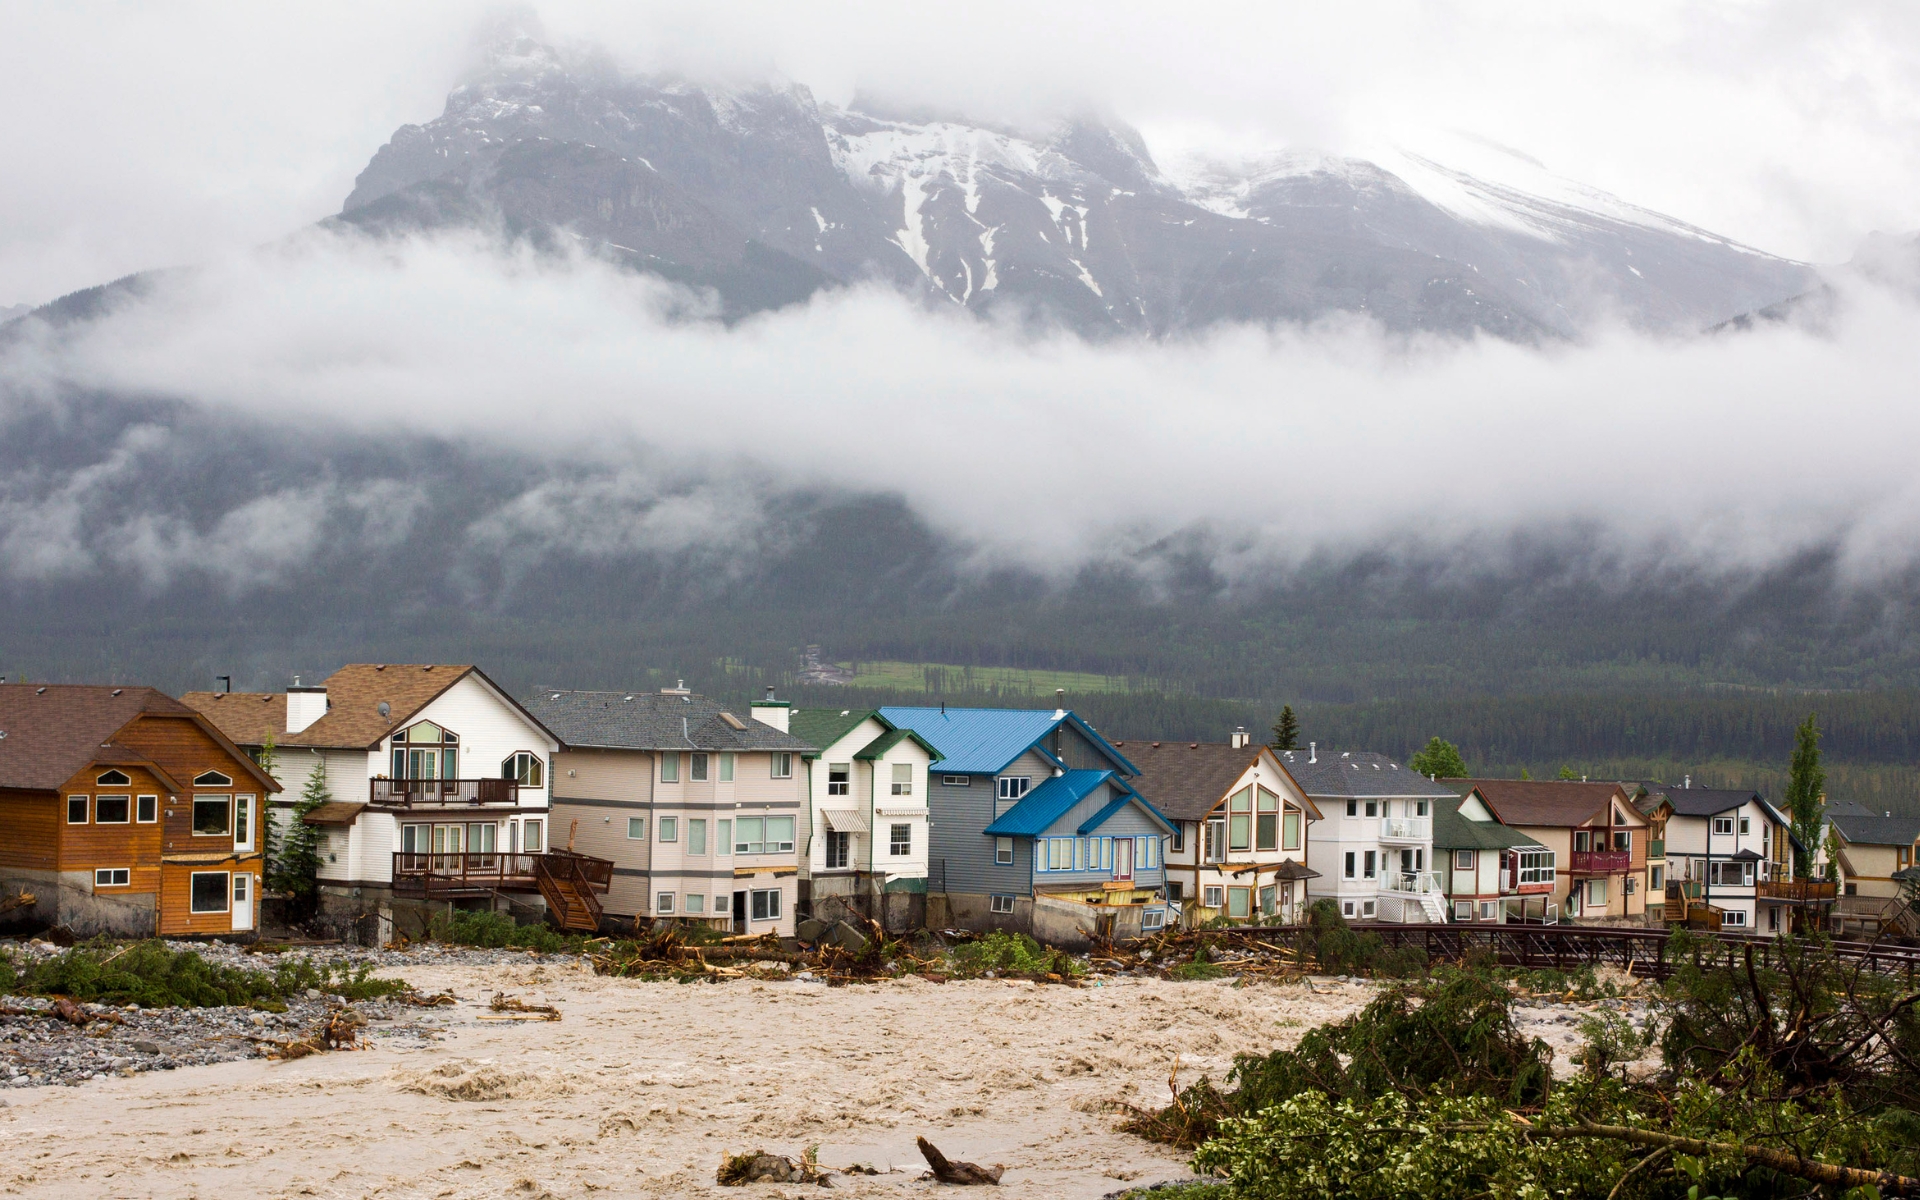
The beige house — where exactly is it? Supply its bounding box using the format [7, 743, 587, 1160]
[1459, 780, 1651, 924]
[1827, 800, 1920, 936]
[527, 685, 815, 935]
[1119, 730, 1322, 926]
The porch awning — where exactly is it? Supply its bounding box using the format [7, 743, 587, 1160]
[821, 809, 870, 833]
[1270, 860, 1321, 882]
[302, 801, 366, 827]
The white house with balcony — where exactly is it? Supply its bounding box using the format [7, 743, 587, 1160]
[1655, 785, 1805, 934]
[185, 664, 586, 935]
[1288, 747, 1454, 923]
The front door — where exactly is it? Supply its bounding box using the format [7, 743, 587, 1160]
[1114, 837, 1134, 882]
[231, 873, 253, 931]
[732, 891, 748, 934]
[1401, 848, 1414, 877]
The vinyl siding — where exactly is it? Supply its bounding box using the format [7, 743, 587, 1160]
[931, 772, 1032, 896]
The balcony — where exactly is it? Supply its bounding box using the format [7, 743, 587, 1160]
[391, 850, 612, 898]
[1758, 879, 1838, 905]
[1569, 849, 1632, 874]
[370, 778, 519, 809]
[1380, 870, 1441, 896]
[1648, 839, 1665, 859]
[1378, 817, 1430, 843]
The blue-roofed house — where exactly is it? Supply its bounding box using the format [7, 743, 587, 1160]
[879, 705, 1175, 943]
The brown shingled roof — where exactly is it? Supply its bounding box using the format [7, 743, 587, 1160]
[181, 691, 287, 748]
[1, 685, 203, 792]
[184, 665, 478, 750]
[1116, 740, 1322, 822]
[1460, 779, 1640, 828]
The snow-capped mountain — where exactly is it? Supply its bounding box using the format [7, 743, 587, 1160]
[341, 29, 1814, 339]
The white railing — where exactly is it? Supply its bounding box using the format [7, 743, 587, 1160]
[1380, 870, 1441, 895]
[1379, 817, 1430, 841]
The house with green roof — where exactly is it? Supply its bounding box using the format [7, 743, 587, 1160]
[1432, 791, 1556, 924]
[787, 706, 941, 930]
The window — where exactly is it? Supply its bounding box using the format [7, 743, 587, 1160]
[1625, 875, 1637, 894]
[627, 817, 647, 839]
[503, 752, 544, 787]
[1364, 800, 1378, 818]
[1739, 816, 1751, 836]
[1228, 787, 1252, 852]
[891, 763, 913, 796]
[522, 820, 543, 852]
[989, 894, 1016, 914]
[1342, 900, 1356, 917]
[717, 820, 731, 855]
[193, 771, 232, 787]
[995, 836, 1014, 865]
[827, 763, 851, 796]
[390, 726, 457, 780]
[657, 892, 676, 914]
[943, 775, 970, 787]
[1142, 907, 1165, 930]
[1479, 901, 1497, 920]
[1587, 879, 1608, 907]
[719, 753, 735, 782]
[690, 753, 709, 782]
[1345, 799, 1357, 817]
[997, 776, 1031, 801]
[770, 753, 793, 779]
[1137, 835, 1156, 869]
[658, 816, 678, 843]
[734, 816, 794, 854]
[1709, 861, 1756, 887]
[1203, 885, 1224, 908]
[750, 888, 782, 921]
[1454, 849, 1475, 871]
[1258, 885, 1276, 915]
[1227, 887, 1251, 919]
[1205, 820, 1225, 863]
[94, 868, 130, 888]
[688, 819, 707, 855]
[826, 830, 850, 869]
[189, 872, 229, 913]
[686, 893, 705, 914]
[1712, 816, 1734, 836]
[890, 824, 912, 856]
[1282, 810, 1301, 851]
[67, 795, 88, 824]
[714, 894, 730, 915]
[1166, 881, 1184, 902]
[1517, 850, 1555, 885]
[1454, 900, 1473, 921]
[1042, 838, 1071, 871]
[1363, 851, 1376, 879]
[1171, 823, 1185, 852]
[1649, 865, 1664, 889]
[136, 795, 157, 823]
[234, 796, 252, 849]
[1344, 851, 1356, 879]
[1416, 800, 1429, 817]
[95, 795, 130, 824]
[660, 754, 679, 783]
[1361, 900, 1376, 918]
[1721, 909, 1748, 928]
[193, 795, 231, 836]
[1613, 830, 1631, 852]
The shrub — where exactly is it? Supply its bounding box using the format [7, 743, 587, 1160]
[946, 931, 1080, 979]
[8, 940, 406, 1007]
[428, 909, 590, 954]
[1299, 899, 1426, 977]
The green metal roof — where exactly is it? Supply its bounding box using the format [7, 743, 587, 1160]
[1432, 795, 1545, 851]
[853, 725, 942, 762]
[788, 707, 877, 757]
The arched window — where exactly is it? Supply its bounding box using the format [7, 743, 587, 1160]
[96, 770, 132, 786]
[503, 752, 544, 788]
[391, 722, 459, 779]
[193, 770, 232, 787]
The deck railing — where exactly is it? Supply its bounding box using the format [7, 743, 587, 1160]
[391, 850, 613, 899]
[1758, 878, 1838, 904]
[371, 778, 519, 808]
[1570, 849, 1632, 873]
[1380, 870, 1441, 895]
[1379, 817, 1430, 841]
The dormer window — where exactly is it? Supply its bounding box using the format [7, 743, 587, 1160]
[392, 722, 458, 780]
[96, 770, 132, 786]
[503, 752, 544, 788]
[193, 771, 232, 787]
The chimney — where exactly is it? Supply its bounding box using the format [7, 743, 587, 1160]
[286, 677, 327, 734]
[1054, 688, 1067, 720]
[751, 686, 790, 733]
[1684, 775, 1691, 789]
[1309, 741, 1317, 764]
[1230, 726, 1249, 749]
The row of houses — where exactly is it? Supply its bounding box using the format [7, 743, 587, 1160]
[2, 667, 1915, 942]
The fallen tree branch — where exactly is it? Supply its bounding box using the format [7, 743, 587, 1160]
[916, 1136, 1003, 1185]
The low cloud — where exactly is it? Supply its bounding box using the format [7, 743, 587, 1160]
[4, 226, 1918, 594]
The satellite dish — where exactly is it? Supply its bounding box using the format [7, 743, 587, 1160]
[377, 701, 391, 719]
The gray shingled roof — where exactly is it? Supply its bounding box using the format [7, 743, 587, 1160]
[1826, 800, 1920, 848]
[527, 688, 816, 752]
[1655, 787, 1762, 818]
[1276, 750, 1461, 800]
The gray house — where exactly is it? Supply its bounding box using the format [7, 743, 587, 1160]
[878, 705, 1173, 942]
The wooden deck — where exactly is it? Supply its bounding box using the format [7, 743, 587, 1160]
[391, 850, 613, 931]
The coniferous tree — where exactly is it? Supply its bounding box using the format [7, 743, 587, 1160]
[256, 734, 281, 887]
[1408, 736, 1468, 779]
[1271, 705, 1301, 751]
[1785, 712, 1826, 878]
[272, 756, 331, 920]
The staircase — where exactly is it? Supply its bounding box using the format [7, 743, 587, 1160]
[1417, 889, 1447, 924]
[1380, 871, 1448, 924]
[534, 852, 611, 932]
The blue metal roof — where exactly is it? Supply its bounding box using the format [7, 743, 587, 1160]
[983, 770, 1116, 837]
[878, 706, 1137, 776]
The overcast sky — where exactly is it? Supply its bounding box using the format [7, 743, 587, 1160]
[3, 1, 1919, 305]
